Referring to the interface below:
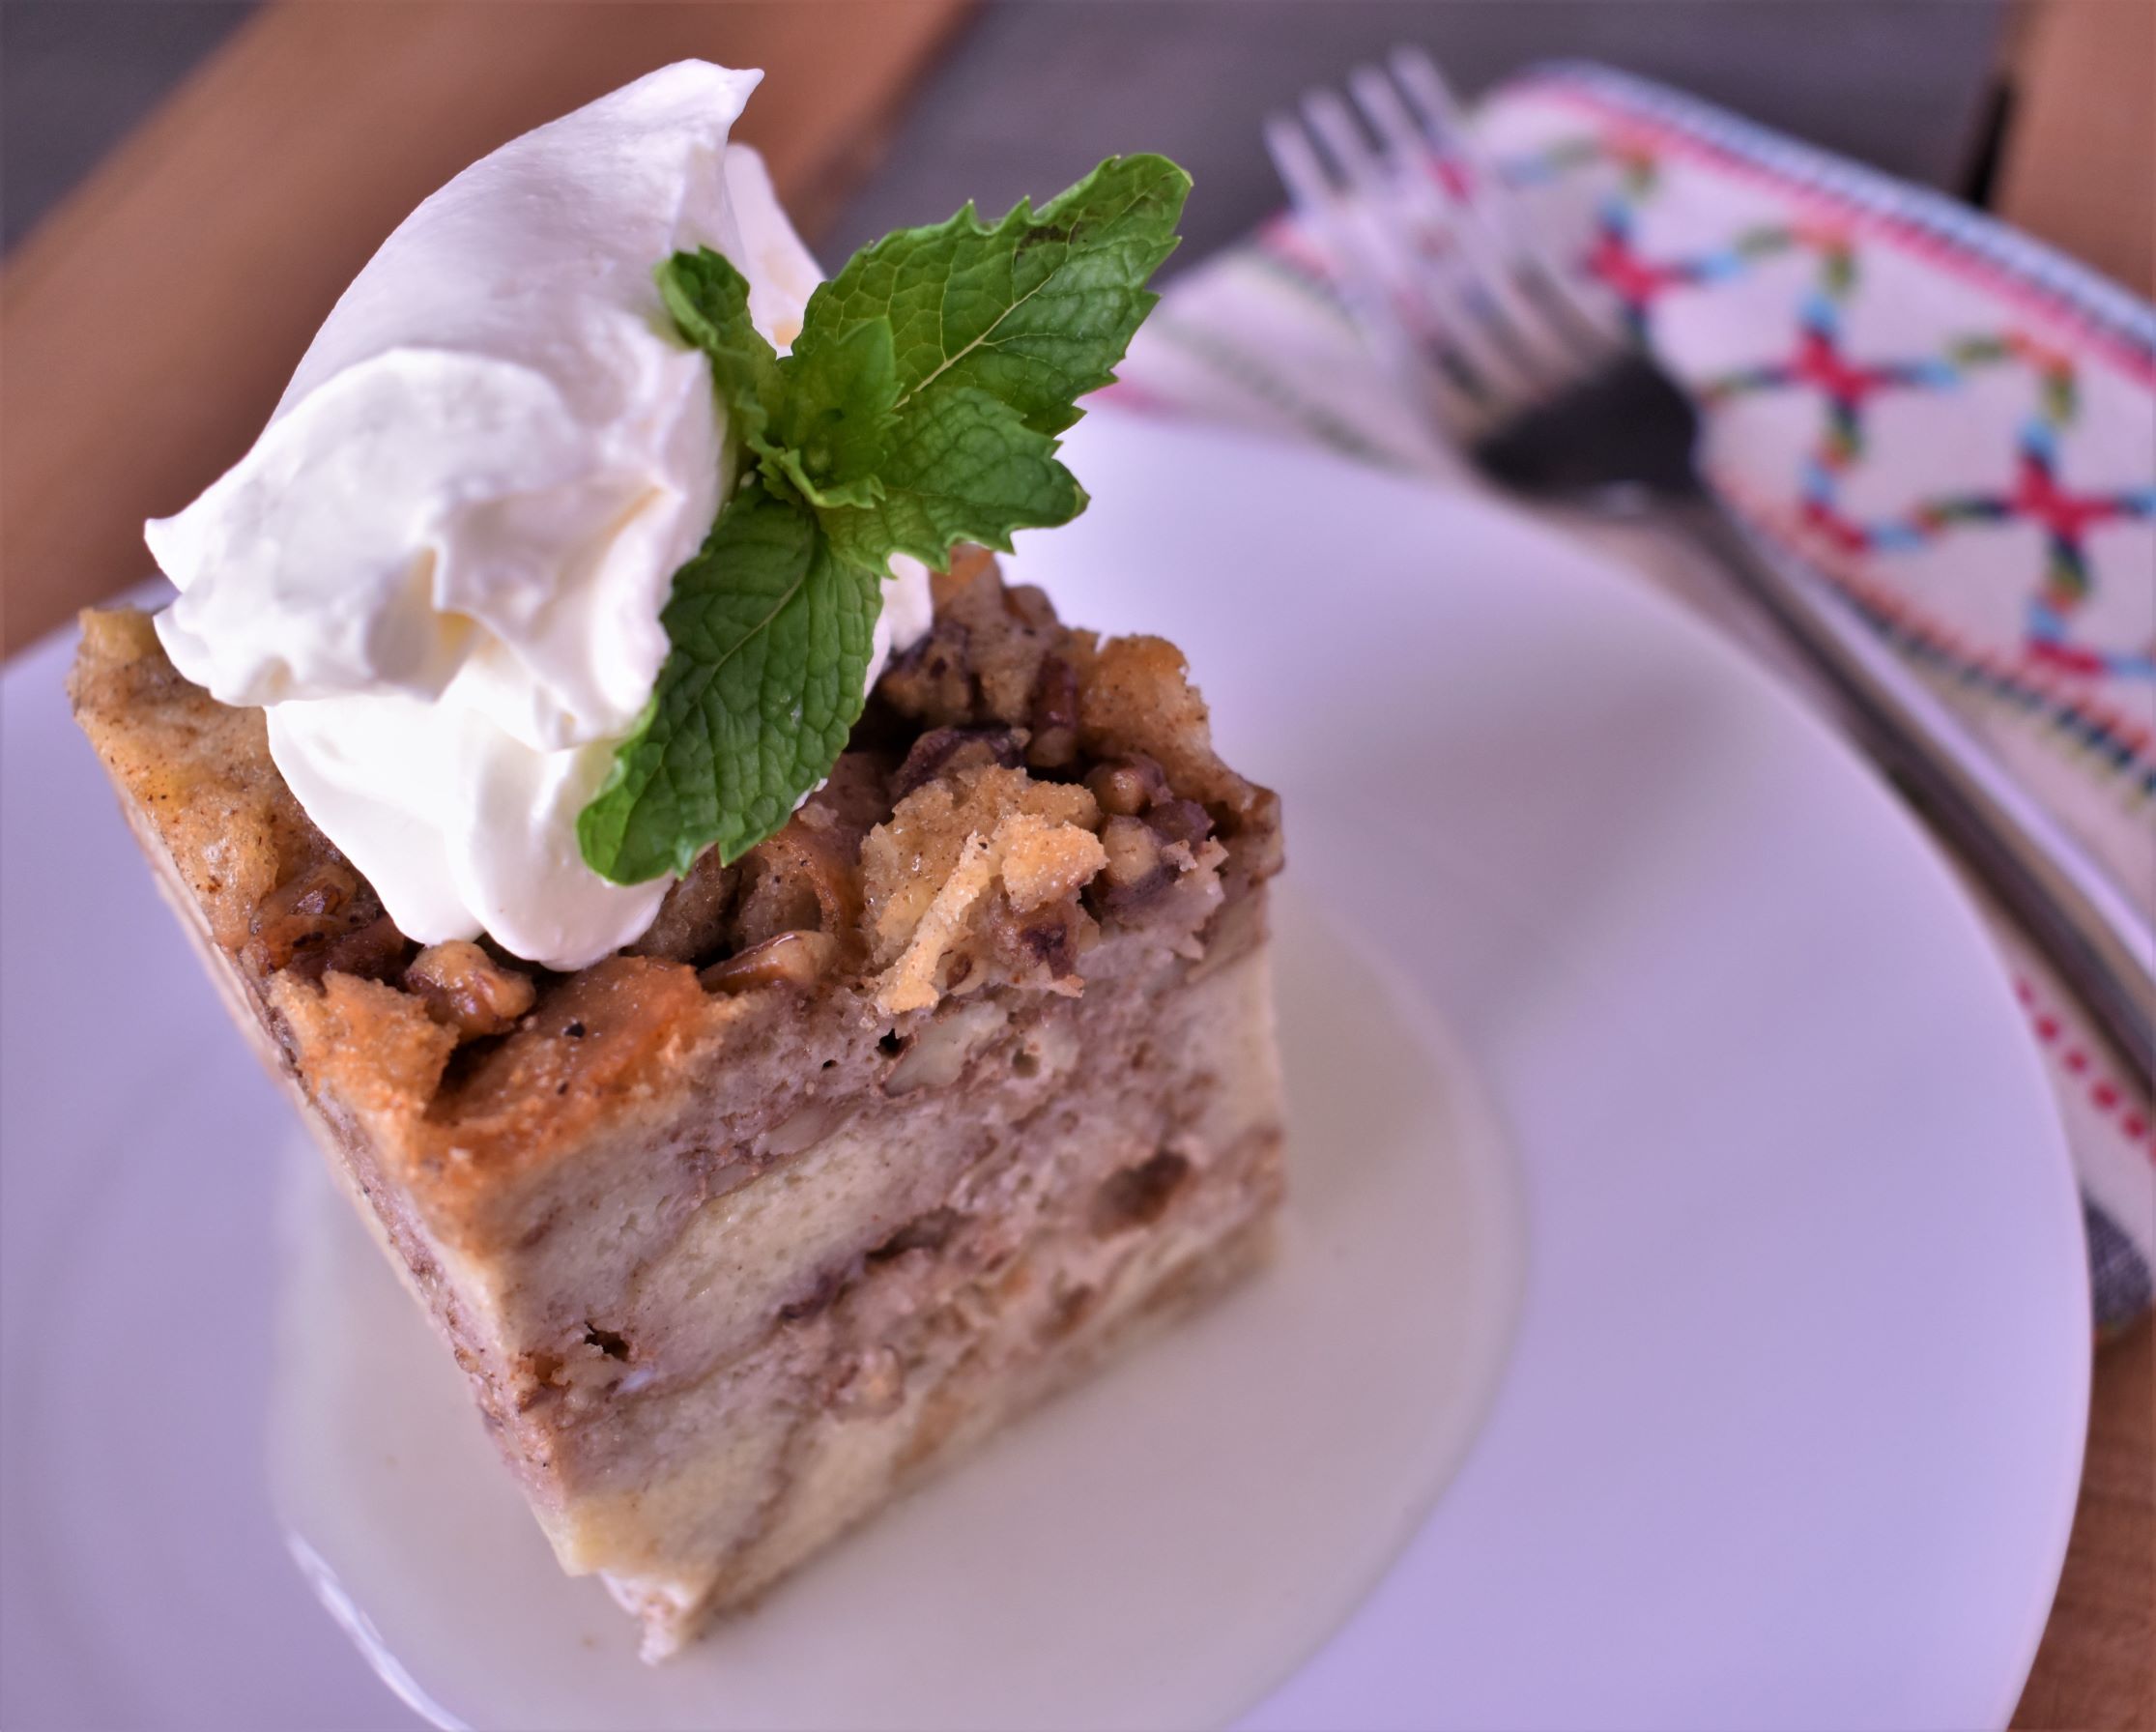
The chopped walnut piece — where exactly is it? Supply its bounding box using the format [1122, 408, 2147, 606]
[871, 1207, 962, 1259]
[1087, 804, 1227, 953]
[1085, 754, 1169, 818]
[700, 931, 838, 996]
[1025, 654, 1080, 770]
[1155, 837, 1230, 956]
[1218, 784, 1286, 897]
[288, 915, 412, 986]
[75, 606, 160, 664]
[892, 727, 1026, 799]
[878, 556, 1064, 733]
[728, 754, 891, 951]
[241, 856, 410, 983]
[423, 956, 714, 1165]
[977, 584, 1062, 723]
[406, 940, 538, 1037]
[1091, 1150, 1193, 1235]
[1146, 797, 1212, 849]
[884, 999, 1009, 1094]
[877, 622, 976, 724]
[1096, 815, 1170, 905]
[1069, 633, 1250, 815]
[246, 858, 363, 971]
[982, 890, 1095, 990]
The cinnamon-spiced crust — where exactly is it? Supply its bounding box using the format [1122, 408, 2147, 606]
[72, 551, 1281, 1234]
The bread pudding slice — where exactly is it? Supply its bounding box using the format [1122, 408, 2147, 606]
[72, 551, 1285, 1660]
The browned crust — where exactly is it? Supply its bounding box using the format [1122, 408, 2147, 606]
[70, 555, 1284, 1256]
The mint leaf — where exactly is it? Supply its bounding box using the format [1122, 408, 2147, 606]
[577, 482, 878, 884]
[661, 248, 902, 509]
[656, 249, 782, 455]
[582, 156, 1190, 887]
[795, 154, 1190, 437]
[822, 386, 1082, 569]
[767, 318, 898, 509]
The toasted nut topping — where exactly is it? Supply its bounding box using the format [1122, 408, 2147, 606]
[1146, 796, 1213, 848]
[75, 550, 1285, 1168]
[1026, 654, 1080, 770]
[699, 929, 838, 996]
[1085, 753, 1169, 818]
[405, 939, 537, 1037]
[1099, 815, 1164, 886]
[893, 726, 1027, 799]
[727, 755, 887, 949]
[285, 914, 411, 986]
[247, 859, 364, 971]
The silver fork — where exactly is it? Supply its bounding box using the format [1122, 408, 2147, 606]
[1268, 46, 2154, 1089]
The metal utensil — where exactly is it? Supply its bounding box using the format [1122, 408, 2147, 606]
[1267, 46, 2154, 1088]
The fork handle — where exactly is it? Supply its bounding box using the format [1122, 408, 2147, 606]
[1673, 494, 2155, 1093]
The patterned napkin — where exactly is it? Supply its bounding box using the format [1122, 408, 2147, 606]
[1107, 63, 2155, 1332]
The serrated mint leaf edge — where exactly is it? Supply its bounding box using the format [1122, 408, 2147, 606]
[793, 153, 1192, 438]
[654, 249, 783, 454]
[576, 484, 879, 885]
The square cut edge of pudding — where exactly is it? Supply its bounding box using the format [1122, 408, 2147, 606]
[70, 548, 1287, 1660]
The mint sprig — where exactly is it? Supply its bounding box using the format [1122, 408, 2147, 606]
[575, 482, 878, 880]
[579, 154, 1190, 886]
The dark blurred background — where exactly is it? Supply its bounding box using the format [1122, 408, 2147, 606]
[6, 1, 2016, 261]
[4, 1, 2147, 660]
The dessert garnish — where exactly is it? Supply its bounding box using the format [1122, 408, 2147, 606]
[144, 60, 1187, 969]
[580, 153, 1190, 885]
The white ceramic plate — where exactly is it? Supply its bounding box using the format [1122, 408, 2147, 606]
[0, 410, 2087, 1730]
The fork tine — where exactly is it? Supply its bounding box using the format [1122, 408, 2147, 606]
[1384, 46, 1610, 361]
[1387, 45, 1626, 360]
[1264, 109, 1485, 436]
[1345, 63, 1577, 392]
[1301, 88, 1542, 418]
[1263, 109, 1338, 223]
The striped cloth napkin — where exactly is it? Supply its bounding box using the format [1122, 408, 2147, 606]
[1107, 62, 2156, 1333]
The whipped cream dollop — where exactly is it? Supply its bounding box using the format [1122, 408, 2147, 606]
[149, 62, 932, 969]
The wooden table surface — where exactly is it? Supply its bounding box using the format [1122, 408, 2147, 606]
[2016, 1316, 2156, 1730]
[0, 0, 976, 656]
[2, 5, 2148, 1724]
